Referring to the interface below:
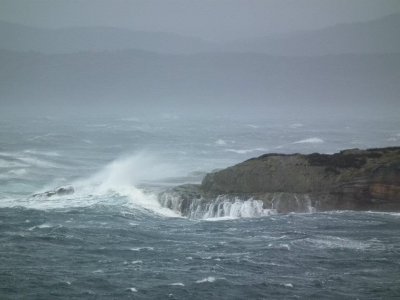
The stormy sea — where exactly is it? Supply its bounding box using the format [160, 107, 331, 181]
[1, 114, 399, 299]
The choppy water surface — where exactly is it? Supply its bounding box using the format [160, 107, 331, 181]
[0, 115, 399, 299]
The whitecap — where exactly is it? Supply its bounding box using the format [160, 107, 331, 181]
[293, 137, 324, 144]
[215, 139, 227, 146]
[131, 260, 142, 264]
[279, 244, 291, 250]
[17, 156, 58, 168]
[0, 158, 28, 168]
[127, 287, 137, 292]
[246, 124, 259, 129]
[225, 148, 267, 154]
[289, 123, 304, 129]
[130, 247, 154, 251]
[28, 223, 53, 230]
[23, 150, 60, 157]
[0, 168, 28, 180]
[196, 276, 216, 283]
[170, 283, 185, 286]
[70, 152, 182, 217]
[37, 223, 52, 229]
[303, 236, 369, 250]
[199, 198, 275, 220]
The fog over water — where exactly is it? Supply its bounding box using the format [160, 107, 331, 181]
[1, 1, 400, 299]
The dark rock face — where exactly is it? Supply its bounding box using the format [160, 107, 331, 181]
[160, 147, 400, 215]
[32, 186, 75, 198]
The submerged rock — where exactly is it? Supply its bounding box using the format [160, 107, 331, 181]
[160, 147, 400, 215]
[32, 186, 75, 198]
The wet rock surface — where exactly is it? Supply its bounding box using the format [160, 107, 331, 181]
[160, 147, 400, 214]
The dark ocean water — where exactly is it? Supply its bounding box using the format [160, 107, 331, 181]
[0, 115, 399, 299]
[1, 207, 400, 299]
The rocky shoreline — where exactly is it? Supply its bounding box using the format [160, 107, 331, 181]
[159, 147, 400, 215]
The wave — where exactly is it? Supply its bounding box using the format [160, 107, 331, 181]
[215, 139, 227, 146]
[246, 124, 259, 129]
[22, 149, 60, 157]
[224, 148, 267, 154]
[295, 235, 374, 251]
[3, 153, 181, 216]
[289, 123, 304, 129]
[0, 168, 29, 180]
[0, 158, 28, 168]
[293, 137, 324, 144]
[0, 151, 60, 168]
[196, 276, 217, 283]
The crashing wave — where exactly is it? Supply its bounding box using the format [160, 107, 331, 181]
[158, 187, 275, 219]
[32, 186, 75, 198]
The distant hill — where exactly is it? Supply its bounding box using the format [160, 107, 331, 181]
[0, 14, 399, 55]
[224, 13, 400, 55]
[1, 50, 399, 115]
[0, 21, 213, 54]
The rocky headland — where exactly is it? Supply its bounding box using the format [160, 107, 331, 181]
[159, 147, 400, 216]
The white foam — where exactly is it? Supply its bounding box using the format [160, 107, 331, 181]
[283, 283, 293, 288]
[130, 247, 154, 251]
[196, 276, 216, 283]
[70, 153, 181, 216]
[28, 223, 53, 231]
[293, 137, 324, 144]
[170, 283, 185, 286]
[0, 151, 59, 168]
[366, 211, 400, 217]
[246, 124, 259, 129]
[215, 139, 227, 146]
[131, 260, 143, 264]
[127, 287, 137, 292]
[202, 198, 275, 219]
[280, 244, 291, 250]
[304, 236, 369, 250]
[37, 223, 52, 229]
[160, 193, 276, 220]
[0, 168, 28, 179]
[18, 156, 58, 168]
[1, 153, 181, 215]
[289, 123, 304, 129]
[204, 216, 237, 221]
[0, 159, 28, 168]
[225, 148, 267, 154]
[23, 150, 60, 157]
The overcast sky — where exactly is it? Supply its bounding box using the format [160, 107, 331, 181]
[1, 0, 399, 41]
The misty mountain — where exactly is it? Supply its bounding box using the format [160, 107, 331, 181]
[1, 13, 399, 55]
[1, 50, 399, 115]
[225, 13, 400, 55]
[0, 21, 213, 54]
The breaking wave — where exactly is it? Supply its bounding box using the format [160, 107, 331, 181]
[224, 148, 267, 154]
[3, 153, 180, 216]
[293, 137, 324, 144]
[159, 193, 275, 220]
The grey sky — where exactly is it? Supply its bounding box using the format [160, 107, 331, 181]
[1, 0, 399, 41]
